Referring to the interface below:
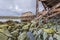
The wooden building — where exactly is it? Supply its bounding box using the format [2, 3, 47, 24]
[36, 0, 60, 23]
[20, 12, 35, 22]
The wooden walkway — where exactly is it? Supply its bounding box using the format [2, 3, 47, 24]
[0, 16, 21, 19]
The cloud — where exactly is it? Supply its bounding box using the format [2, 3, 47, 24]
[0, 0, 44, 16]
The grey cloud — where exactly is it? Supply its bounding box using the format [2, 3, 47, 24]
[0, 0, 43, 16]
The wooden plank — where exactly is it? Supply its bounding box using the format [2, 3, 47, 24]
[52, 8, 60, 12]
[47, 12, 60, 18]
[47, 8, 60, 15]
[43, 12, 60, 21]
[39, 0, 47, 1]
[47, 0, 55, 5]
[35, 11, 48, 20]
[52, 3, 60, 9]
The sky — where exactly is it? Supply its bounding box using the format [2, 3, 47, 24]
[0, 0, 44, 16]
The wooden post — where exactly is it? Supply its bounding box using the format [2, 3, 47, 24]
[36, 0, 39, 16]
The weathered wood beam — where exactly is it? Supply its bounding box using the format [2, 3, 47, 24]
[35, 11, 48, 20]
[52, 8, 60, 12]
[47, 8, 60, 15]
[47, 0, 55, 5]
[42, 2, 47, 10]
[47, 12, 60, 19]
[39, 0, 47, 1]
[52, 3, 60, 9]
[43, 12, 60, 22]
